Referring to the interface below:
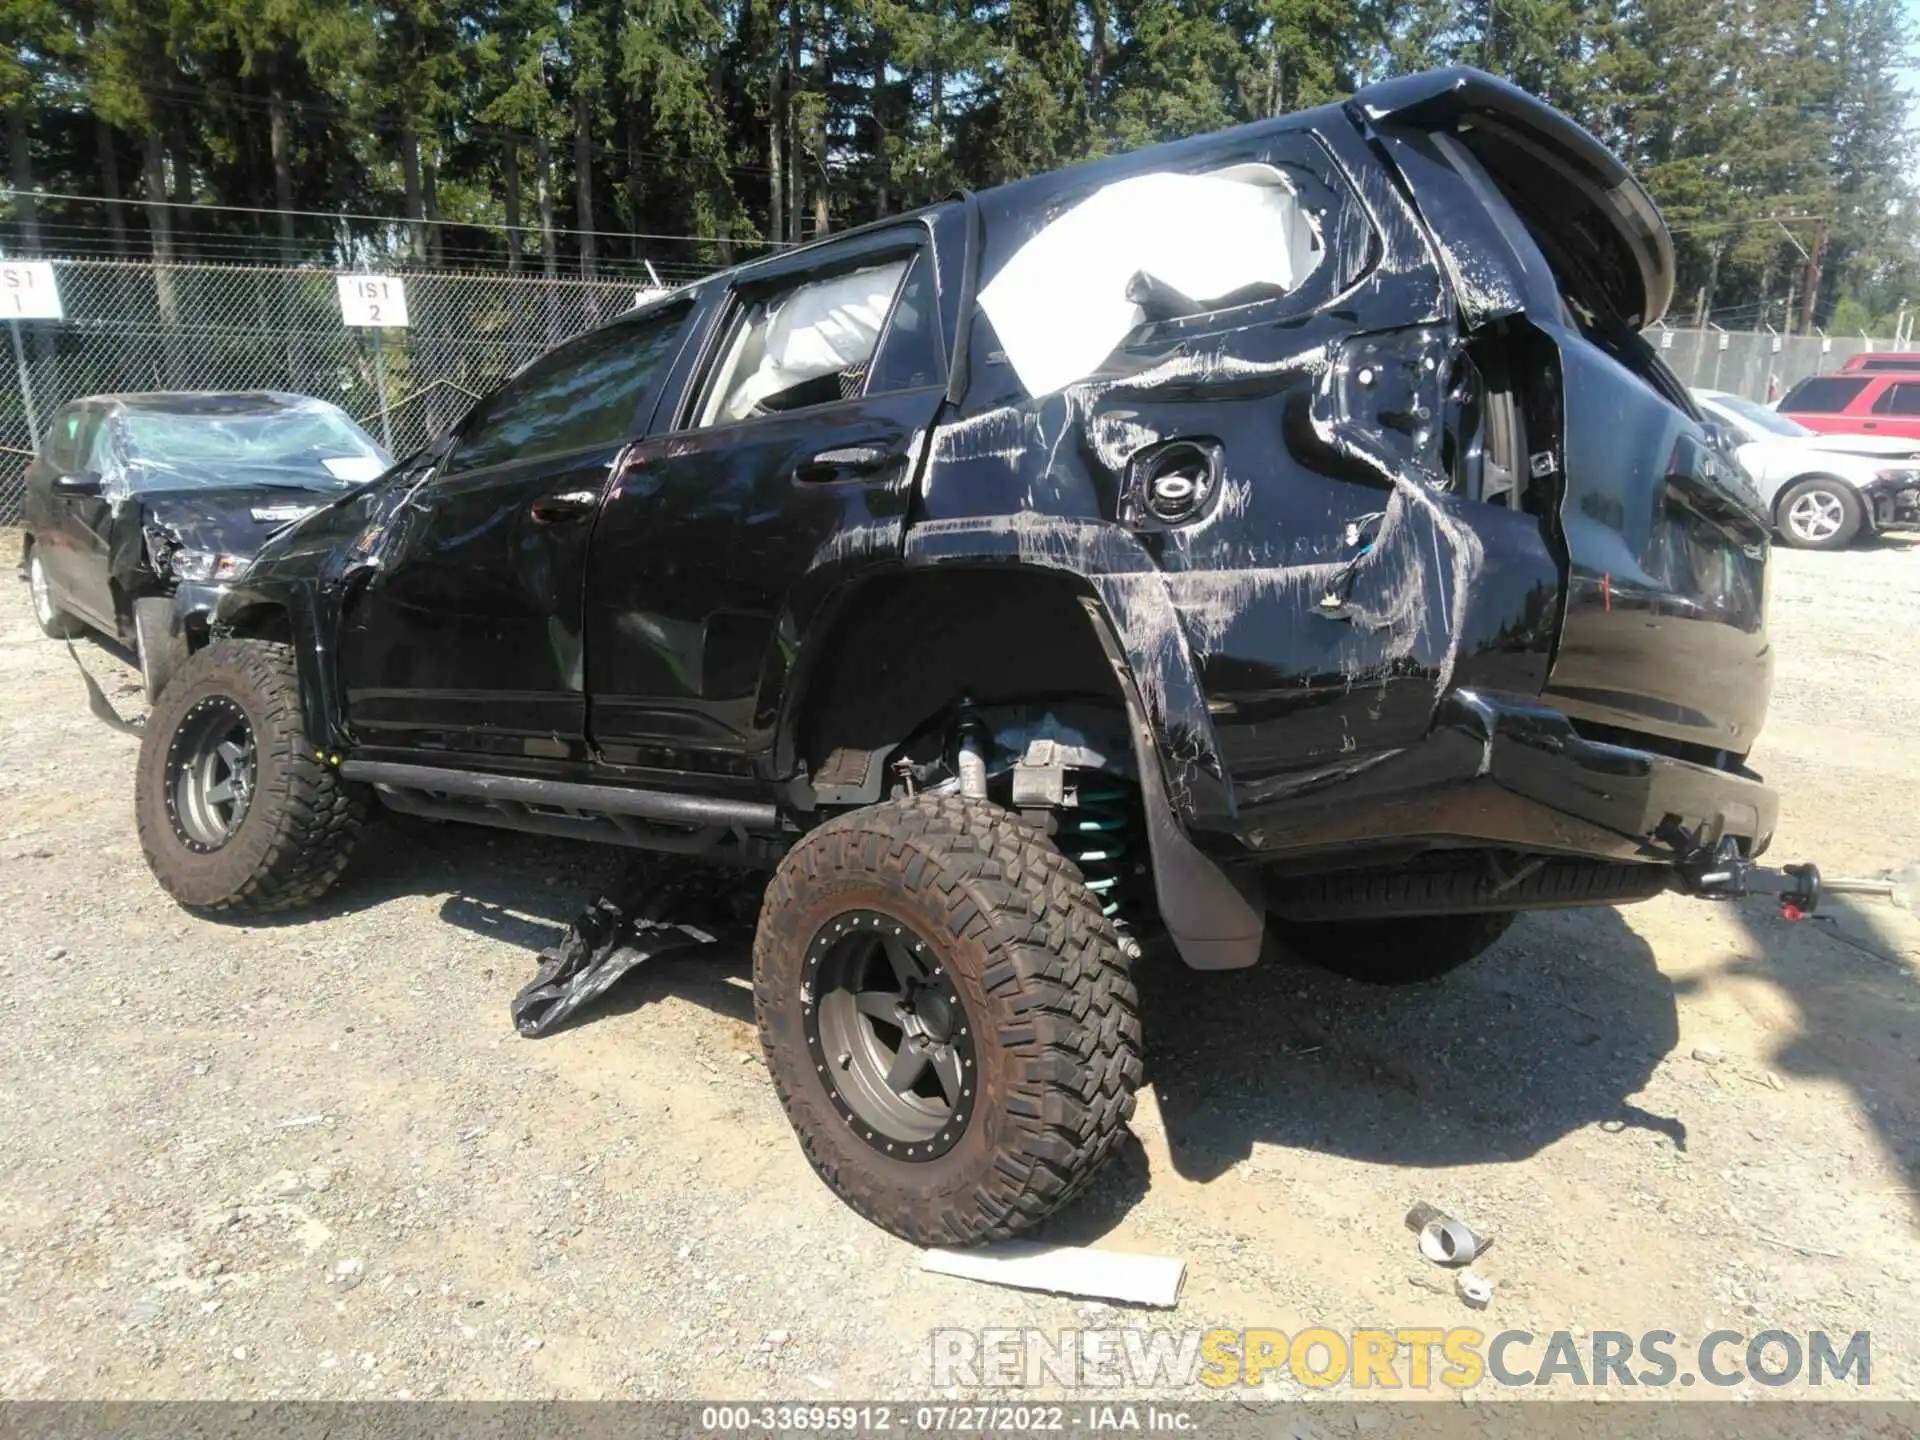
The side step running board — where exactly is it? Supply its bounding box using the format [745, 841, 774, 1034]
[339, 760, 782, 833]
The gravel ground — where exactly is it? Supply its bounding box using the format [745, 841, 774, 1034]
[3, 527, 1919, 1404]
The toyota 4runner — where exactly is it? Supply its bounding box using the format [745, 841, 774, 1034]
[130, 69, 1779, 1245]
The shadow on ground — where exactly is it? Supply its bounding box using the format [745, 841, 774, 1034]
[260, 819, 1709, 1235]
[1724, 894, 1920, 1225]
[1137, 904, 1687, 1185]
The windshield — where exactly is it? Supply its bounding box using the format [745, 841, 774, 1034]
[119, 403, 390, 487]
[1703, 392, 1813, 439]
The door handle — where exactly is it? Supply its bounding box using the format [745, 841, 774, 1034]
[529, 490, 600, 524]
[794, 444, 899, 484]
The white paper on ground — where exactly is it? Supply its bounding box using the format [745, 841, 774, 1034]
[977, 163, 1323, 399]
[920, 1241, 1186, 1307]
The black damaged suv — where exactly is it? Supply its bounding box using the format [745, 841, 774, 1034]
[132, 69, 1777, 1244]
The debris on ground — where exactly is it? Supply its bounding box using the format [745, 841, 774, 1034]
[920, 1241, 1186, 1307]
[1455, 1270, 1493, 1309]
[1691, 1043, 1725, 1066]
[511, 863, 762, 1037]
[65, 641, 144, 736]
[1404, 1201, 1491, 1266]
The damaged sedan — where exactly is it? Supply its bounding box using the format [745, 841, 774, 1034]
[20, 391, 391, 698]
[130, 68, 1793, 1245]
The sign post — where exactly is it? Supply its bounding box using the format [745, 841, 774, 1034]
[0, 259, 61, 457]
[336, 274, 410, 454]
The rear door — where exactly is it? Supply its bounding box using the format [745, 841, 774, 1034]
[334, 297, 694, 761]
[584, 224, 949, 771]
[1864, 379, 1920, 440]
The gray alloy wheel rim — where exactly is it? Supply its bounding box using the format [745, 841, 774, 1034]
[801, 909, 978, 1161]
[166, 697, 258, 851]
[1787, 487, 1847, 543]
[28, 555, 55, 628]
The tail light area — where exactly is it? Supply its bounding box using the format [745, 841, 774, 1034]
[1438, 320, 1565, 523]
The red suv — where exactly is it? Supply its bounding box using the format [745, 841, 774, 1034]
[1776, 372, 1920, 439]
[1840, 352, 1920, 373]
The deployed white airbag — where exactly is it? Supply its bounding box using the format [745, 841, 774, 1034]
[978, 163, 1323, 397]
[720, 260, 908, 421]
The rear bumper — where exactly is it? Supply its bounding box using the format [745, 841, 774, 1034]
[1225, 689, 1777, 865]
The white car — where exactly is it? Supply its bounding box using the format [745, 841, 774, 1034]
[1694, 388, 1920, 549]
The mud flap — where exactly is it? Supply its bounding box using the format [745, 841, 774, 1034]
[1078, 598, 1264, 970]
[132, 596, 191, 704]
[64, 642, 144, 737]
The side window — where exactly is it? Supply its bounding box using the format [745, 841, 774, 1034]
[693, 258, 913, 427]
[446, 302, 690, 476]
[1874, 382, 1920, 416]
[976, 157, 1334, 397]
[43, 407, 80, 471]
[864, 253, 945, 394]
[1782, 376, 1868, 414]
[83, 413, 116, 473]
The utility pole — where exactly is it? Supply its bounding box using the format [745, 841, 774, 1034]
[1800, 219, 1826, 333]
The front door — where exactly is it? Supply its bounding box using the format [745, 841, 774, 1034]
[585, 229, 950, 773]
[335, 298, 694, 761]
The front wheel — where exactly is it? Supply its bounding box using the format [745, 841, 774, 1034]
[755, 796, 1142, 1245]
[27, 550, 82, 639]
[1777, 477, 1863, 550]
[136, 639, 368, 912]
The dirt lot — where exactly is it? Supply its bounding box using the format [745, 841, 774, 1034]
[3, 526, 1919, 1404]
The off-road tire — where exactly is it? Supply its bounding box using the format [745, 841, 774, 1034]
[136, 639, 368, 912]
[27, 549, 82, 639]
[1776, 476, 1863, 550]
[755, 795, 1142, 1245]
[1274, 911, 1517, 985]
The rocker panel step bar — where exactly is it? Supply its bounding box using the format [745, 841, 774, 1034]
[338, 760, 782, 832]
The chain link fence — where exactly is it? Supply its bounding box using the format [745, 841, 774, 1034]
[1648, 325, 1915, 403]
[0, 257, 704, 523]
[5, 256, 1917, 526]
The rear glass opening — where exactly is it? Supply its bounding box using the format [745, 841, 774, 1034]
[1780, 376, 1869, 413]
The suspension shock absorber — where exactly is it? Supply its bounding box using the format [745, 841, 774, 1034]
[1062, 778, 1134, 919]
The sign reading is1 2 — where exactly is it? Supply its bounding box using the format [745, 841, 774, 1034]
[336, 275, 410, 328]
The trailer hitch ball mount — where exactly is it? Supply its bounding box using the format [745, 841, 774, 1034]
[1674, 836, 1899, 920]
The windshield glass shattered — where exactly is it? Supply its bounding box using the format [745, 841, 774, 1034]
[119, 403, 389, 487]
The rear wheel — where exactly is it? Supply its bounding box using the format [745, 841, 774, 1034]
[755, 795, 1142, 1245]
[27, 550, 81, 639]
[1777, 477, 1863, 550]
[136, 639, 368, 912]
[1274, 911, 1517, 985]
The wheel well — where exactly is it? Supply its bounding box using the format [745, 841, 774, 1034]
[220, 603, 294, 645]
[786, 566, 1127, 779]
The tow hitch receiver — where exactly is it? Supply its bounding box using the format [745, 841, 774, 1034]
[1671, 834, 1899, 920]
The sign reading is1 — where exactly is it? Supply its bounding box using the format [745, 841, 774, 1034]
[336, 274, 410, 328]
[0, 262, 63, 320]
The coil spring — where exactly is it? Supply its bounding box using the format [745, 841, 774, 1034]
[1063, 781, 1135, 919]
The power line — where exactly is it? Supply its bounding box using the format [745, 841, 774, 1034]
[0, 187, 791, 248]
